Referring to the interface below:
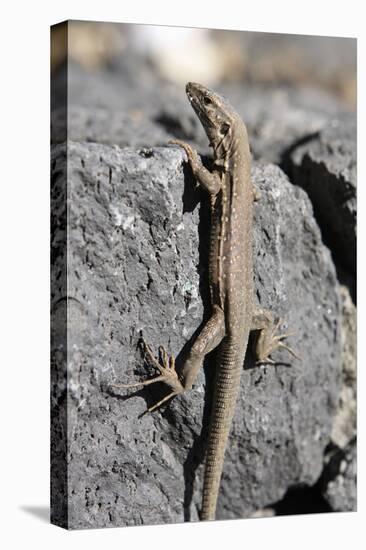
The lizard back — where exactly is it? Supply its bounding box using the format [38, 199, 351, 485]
[202, 118, 253, 520]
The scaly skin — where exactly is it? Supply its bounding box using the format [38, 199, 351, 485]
[177, 84, 254, 520]
[112, 82, 299, 520]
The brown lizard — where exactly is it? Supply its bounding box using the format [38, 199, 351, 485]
[112, 82, 298, 521]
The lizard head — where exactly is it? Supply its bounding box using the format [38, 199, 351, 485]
[185, 82, 239, 152]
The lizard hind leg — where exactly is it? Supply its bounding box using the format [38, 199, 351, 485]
[110, 339, 185, 411]
[251, 307, 301, 363]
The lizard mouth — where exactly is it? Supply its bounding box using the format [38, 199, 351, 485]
[186, 82, 207, 107]
[185, 82, 219, 139]
[186, 88, 196, 107]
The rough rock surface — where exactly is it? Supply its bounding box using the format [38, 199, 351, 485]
[322, 439, 357, 511]
[51, 141, 342, 528]
[51, 143, 68, 527]
[285, 114, 356, 275]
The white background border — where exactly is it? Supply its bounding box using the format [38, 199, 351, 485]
[0, 1, 363, 548]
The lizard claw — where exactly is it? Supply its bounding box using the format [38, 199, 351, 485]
[168, 140, 198, 163]
[110, 339, 184, 411]
[168, 139, 187, 147]
[255, 319, 301, 363]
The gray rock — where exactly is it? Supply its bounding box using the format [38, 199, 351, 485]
[219, 84, 348, 164]
[51, 142, 341, 528]
[285, 114, 356, 275]
[51, 143, 68, 527]
[322, 439, 357, 511]
[60, 62, 350, 165]
[65, 106, 172, 148]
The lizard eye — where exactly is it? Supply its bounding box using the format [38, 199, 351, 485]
[203, 95, 213, 106]
[220, 123, 230, 135]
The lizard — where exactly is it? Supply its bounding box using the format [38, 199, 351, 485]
[112, 82, 298, 521]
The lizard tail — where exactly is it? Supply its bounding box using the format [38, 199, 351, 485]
[200, 338, 244, 520]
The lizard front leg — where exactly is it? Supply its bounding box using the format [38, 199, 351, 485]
[112, 305, 225, 412]
[170, 140, 221, 195]
[251, 307, 300, 363]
